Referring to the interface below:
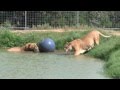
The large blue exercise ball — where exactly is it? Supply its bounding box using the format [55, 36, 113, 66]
[38, 38, 56, 52]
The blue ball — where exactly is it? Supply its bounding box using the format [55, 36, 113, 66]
[39, 38, 55, 52]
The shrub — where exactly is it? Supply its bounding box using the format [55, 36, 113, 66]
[105, 50, 120, 78]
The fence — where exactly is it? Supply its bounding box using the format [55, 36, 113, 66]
[0, 11, 120, 30]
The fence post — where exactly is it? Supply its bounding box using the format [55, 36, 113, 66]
[76, 11, 79, 27]
[25, 11, 27, 30]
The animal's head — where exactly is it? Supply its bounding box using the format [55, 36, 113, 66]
[23, 43, 39, 52]
[32, 43, 39, 53]
[64, 42, 72, 53]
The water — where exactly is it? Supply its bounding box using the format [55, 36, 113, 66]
[0, 50, 110, 79]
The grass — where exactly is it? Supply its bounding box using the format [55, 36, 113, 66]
[87, 36, 120, 61]
[105, 50, 120, 78]
[0, 30, 87, 49]
[0, 29, 120, 78]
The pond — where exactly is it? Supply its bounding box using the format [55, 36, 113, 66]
[0, 50, 110, 79]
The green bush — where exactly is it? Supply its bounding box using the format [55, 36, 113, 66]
[0, 30, 88, 49]
[87, 36, 120, 61]
[0, 30, 23, 47]
[105, 50, 120, 78]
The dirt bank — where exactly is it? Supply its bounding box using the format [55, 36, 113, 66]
[11, 29, 120, 36]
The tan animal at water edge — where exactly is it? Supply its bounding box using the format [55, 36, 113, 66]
[7, 43, 39, 53]
[64, 30, 111, 56]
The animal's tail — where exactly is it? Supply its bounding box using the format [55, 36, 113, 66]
[99, 32, 111, 38]
[7, 47, 22, 52]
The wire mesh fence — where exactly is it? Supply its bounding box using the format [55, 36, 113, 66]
[0, 11, 120, 30]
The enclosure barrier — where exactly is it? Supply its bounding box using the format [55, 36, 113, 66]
[0, 11, 120, 30]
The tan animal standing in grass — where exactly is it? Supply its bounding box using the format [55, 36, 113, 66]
[64, 30, 111, 56]
[7, 43, 39, 53]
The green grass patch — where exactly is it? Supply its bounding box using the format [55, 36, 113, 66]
[0, 30, 87, 49]
[105, 50, 120, 78]
[87, 36, 120, 61]
[0, 30, 23, 47]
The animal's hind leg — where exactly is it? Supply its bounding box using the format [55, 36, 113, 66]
[95, 37, 99, 45]
[95, 40, 99, 45]
[87, 46, 92, 51]
[91, 44, 94, 48]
